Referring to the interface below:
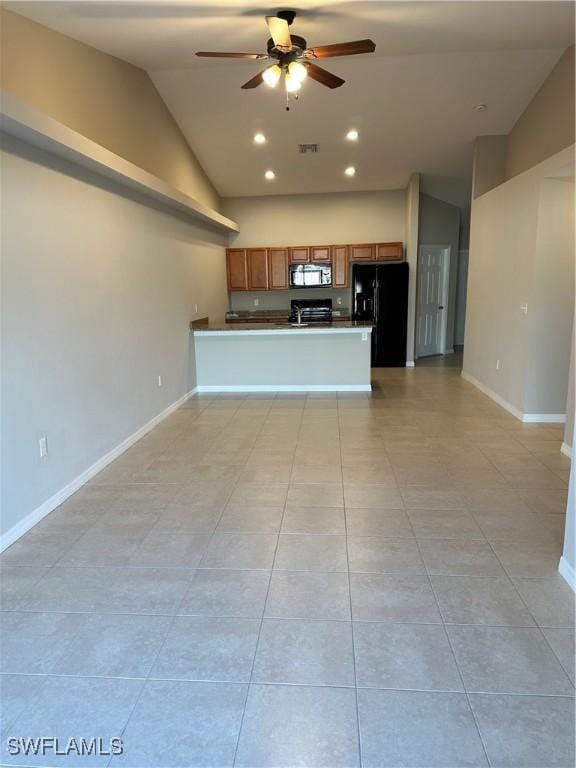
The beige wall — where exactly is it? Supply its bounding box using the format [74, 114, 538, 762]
[1, 136, 228, 541]
[564, 328, 575, 450]
[525, 179, 574, 413]
[472, 136, 508, 198]
[222, 190, 407, 247]
[0, 8, 219, 210]
[405, 174, 420, 364]
[506, 46, 575, 180]
[464, 146, 575, 417]
[418, 193, 461, 352]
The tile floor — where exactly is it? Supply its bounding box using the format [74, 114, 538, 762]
[1, 363, 574, 767]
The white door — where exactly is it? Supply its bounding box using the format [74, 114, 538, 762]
[416, 246, 449, 357]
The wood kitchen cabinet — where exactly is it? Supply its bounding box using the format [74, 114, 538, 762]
[268, 248, 289, 290]
[377, 242, 403, 261]
[226, 249, 248, 291]
[311, 245, 331, 262]
[289, 246, 310, 264]
[350, 244, 376, 261]
[331, 245, 349, 288]
[228, 241, 404, 291]
[246, 248, 269, 290]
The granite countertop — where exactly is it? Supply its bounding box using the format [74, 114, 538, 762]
[225, 309, 351, 321]
[192, 320, 373, 333]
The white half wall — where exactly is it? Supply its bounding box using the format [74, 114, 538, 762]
[1, 136, 228, 541]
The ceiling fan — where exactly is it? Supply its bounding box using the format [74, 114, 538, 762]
[196, 10, 376, 93]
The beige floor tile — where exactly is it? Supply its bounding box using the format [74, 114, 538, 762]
[290, 465, 343, 484]
[344, 484, 404, 509]
[342, 465, 397, 485]
[286, 483, 344, 508]
[400, 487, 465, 509]
[229, 483, 288, 507]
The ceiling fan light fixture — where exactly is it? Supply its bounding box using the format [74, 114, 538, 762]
[345, 166, 356, 177]
[253, 133, 267, 144]
[262, 64, 282, 87]
[288, 60, 308, 83]
[346, 129, 359, 141]
[264, 169, 276, 180]
[285, 72, 302, 93]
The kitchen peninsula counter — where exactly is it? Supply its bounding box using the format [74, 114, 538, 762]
[193, 320, 372, 334]
[192, 322, 373, 392]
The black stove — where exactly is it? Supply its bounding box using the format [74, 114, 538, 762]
[289, 299, 333, 324]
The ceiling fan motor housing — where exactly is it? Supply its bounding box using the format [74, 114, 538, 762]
[266, 34, 307, 58]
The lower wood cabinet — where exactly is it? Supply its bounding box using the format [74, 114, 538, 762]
[331, 245, 349, 288]
[268, 248, 289, 290]
[247, 249, 268, 290]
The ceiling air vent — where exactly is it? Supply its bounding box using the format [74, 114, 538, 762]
[298, 143, 319, 154]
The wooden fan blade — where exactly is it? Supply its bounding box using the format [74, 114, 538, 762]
[241, 70, 266, 89]
[196, 51, 267, 59]
[304, 62, 345, 89]
[265, 15, 291, 48]
[305, 39, 376, 58]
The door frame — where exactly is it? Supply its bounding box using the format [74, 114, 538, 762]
[415, 244, 451, 359]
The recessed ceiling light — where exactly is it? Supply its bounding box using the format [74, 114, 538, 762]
[344, 166, 356, 177]
[346, 129, 359, 141]
[254, 133, 267, 144]
[473, 103, 487, 112]
[264, 169, 276, 180]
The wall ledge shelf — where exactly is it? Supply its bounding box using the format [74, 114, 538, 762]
[0, 91, 239, 234]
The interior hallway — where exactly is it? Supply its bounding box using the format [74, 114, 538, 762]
[0, 363, 574, 767]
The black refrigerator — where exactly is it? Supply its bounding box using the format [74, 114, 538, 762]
[352, 262, 409, 367]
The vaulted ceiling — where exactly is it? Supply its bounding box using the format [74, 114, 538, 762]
[8, 1, 575, 208]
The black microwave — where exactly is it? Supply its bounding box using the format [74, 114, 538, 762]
[289, 263, 332, 288]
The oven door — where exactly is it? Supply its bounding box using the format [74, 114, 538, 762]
[289, 264, 332, 288]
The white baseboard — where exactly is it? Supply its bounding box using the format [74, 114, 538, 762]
[0, 387, 198, 553]
[559, 556, 576, 592]
[461, 371, 566, 424]
[406, 361, 415, 368]
[461, 371, 524, 420]
[196, 384, 372, 393]
[561, 442, 573, 459]
[522, 413, 566, 423]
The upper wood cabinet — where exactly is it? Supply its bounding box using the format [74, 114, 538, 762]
[227, 241, 403, 291]
[331, 245, 349, 289]
[227, 249, 248, 291]
[349, 244, 376, 261]
[246, 248, 269, 291]
[268, 248, 289, 290]
[289, 247, 309, 264]
[311, 245, 330, 262]
[377, 242, 403, 261]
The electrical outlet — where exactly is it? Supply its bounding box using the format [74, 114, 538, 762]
[520, 303, 528, 315]
[158, 375, 163, 387]
[496, 359, 500, 370]
[39, 436, 48, 458]
[337, 297, 342, 306]
[254, 298, 260, 307]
